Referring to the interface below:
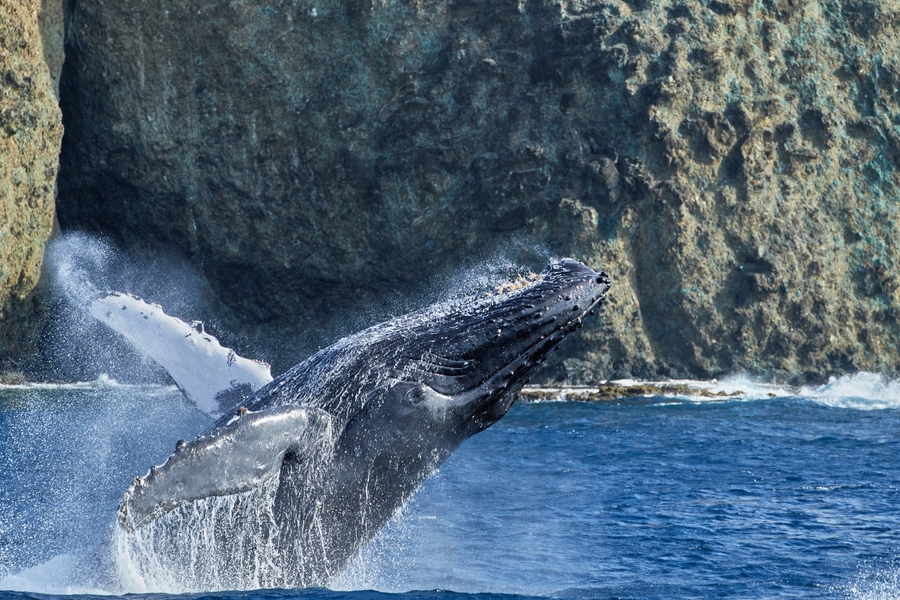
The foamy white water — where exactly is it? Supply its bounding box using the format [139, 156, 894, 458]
[844, 563, 900, 600]
[800, 372, 900, 410]
[0, 374, 176, 393]
[526, 372, 900, 410]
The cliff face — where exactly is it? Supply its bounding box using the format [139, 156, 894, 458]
[0, 0, 63, 368]
[56, 0, 900, 381]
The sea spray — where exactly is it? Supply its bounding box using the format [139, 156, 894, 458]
[0, 382, 207, 592]
[115, 478, 284, 593]
[331, 487, 424, 592]
[800, 372, 900, 410]
[46, 233, 117, 305]
[844, 561, 900, 600]
[114, 418, 347, 593]
[40, 233, 218, 383]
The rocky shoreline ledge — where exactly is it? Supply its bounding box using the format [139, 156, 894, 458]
[519, 383, 752, 403]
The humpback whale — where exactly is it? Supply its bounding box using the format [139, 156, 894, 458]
[107, 259, 610, 591]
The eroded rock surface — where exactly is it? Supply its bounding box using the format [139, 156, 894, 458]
[0, 0, 63, 368]
[56, 0, 900, 381]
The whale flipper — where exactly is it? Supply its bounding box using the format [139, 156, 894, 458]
[89, 292, 273, 416]
[118, 405, 335, 532]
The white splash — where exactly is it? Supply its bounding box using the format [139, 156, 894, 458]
[0, 374, 177, 393]
[800, 372, 900, 411]
[637, 375, 794, 401]
[0, 554, 80, 594]
[115, 478, 283, 593]
[525, 375, 793, 403]
[527, 373, 900, 411]
[90, 293, 272, 417]
[844, 561, 900, 600]
[47, 233, 115, 305]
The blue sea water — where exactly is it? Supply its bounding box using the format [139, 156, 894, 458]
[1, 376, 899, 600]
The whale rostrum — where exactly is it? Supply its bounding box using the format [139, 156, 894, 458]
[111, 259, 611, 590]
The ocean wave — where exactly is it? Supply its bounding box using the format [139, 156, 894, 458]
[799, 372, 900, 411]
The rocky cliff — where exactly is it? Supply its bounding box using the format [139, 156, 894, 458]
[0, 0, 63, 370]
[54, 0, 900, 382]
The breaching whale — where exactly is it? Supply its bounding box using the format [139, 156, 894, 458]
[106, 259, 610, 591]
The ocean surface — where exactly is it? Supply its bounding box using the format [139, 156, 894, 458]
[1, 374, 899, 600]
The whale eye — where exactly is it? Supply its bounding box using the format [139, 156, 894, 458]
[406, 386, 429, 405]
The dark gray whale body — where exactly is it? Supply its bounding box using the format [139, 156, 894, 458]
[117, 259, 610, 590]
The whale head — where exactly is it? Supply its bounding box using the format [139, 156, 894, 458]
[390, 258, 611, 436]
[252, 259, 611, 437]
[249, 259, 610, 430]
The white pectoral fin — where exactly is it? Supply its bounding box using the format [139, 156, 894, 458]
[118, 405, 334, 532]
[89, 293, 273, 416]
